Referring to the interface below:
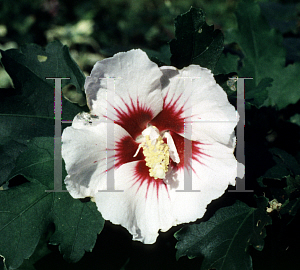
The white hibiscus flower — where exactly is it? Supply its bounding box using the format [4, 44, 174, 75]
[62, 49, 239, 244]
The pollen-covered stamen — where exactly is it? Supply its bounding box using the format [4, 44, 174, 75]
[143, 135, 169, 179]
[133, 125, 180, 180]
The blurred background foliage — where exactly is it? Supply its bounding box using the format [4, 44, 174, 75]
[1, 0, 299, 86]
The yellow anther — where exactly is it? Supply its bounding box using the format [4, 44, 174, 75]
[142, 134, 170, 179]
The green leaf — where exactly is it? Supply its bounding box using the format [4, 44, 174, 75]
[16, 229, 53, 270]
[175, 198, 272, 270]
[0, 40, 85, 99]
[0, 40, 87, 118]
[0, 93, 54, 186]
[0, 41, 87, 185]
[257, 148, 300, 187]
[280, 175, 300, 216]
[144, 45, 171, 67]
[268, 148, 300, 177]
[0, 140, 28, 187]
[289, 114, 300, 127]
[226, 0, 300, 109]
[281, 198, 300, 216]
[259, 2, 298, 34]
[169, 7, 224, 70]
[10, 137, 61, 189]
[214, 53, 239, 75]
[256, 148, 300, 216]
[245, 78, 272, 108]
[0, 137, 104, 269]
[284, 175, 300, 195]
[267, 62, 300, 109]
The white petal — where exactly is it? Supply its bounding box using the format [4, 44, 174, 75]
[62, 112, 132, 198]
[163, 132, 180, 163]
[93, 161, 175, 244]
[157, 65, 238, 145]
[168, 138, 238, 224]
[141, 125, 160, 142]
[84, 49, 164, 138]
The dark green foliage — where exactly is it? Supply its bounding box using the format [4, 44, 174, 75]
[175, 199, 272, 270]
[170, 7, 224, 70]
[0, 138, 104, 269]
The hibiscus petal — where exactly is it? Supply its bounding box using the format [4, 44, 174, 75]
[151, 65, 238, 145]
[93, 161, 176, 244]
[167, 133, 237, 224]
[62, 112, 140, 198]
[84, 49, 164, 139]
[163, 131, 180, 163]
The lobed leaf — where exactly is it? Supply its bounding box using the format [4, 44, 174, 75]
[0, 40, 85, 98]
[169, 7, 224, 70]
[257, 148, 300, 187]
[0, 137, 104, 269]
[214, 53, 239, 75]
[175, 198, 271, 270]
[0, 41, 87, 186]
[226, 0, 300, 109]
[256, 148, 300, 216]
